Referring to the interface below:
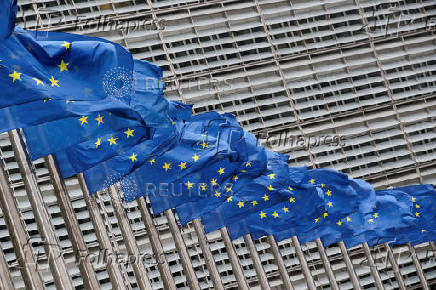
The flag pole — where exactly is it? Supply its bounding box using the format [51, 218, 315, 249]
[0, 159, 39, 288]
[244, 234, 271, 289]
[291, 236, 316, 290]
[315, 238, 339, 290]
[192, 219, 225, 290]
[79, 174, 128, 290]
[362, 242, 384, 289]
[137, 198, 177, 290]
[44, 155, 100, 289]
[407, 243, 429, 289]
[267, 235, 294, 289]
[338, 241, 360, 288]
[108, 186, 153, 290]
[384, 243, 406, 290]
[9, 130, 73, 289]
[164, 209, 201, 290]
[220, 227, 250, 290]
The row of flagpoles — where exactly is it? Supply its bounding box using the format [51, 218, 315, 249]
[0, 129, 431, 289]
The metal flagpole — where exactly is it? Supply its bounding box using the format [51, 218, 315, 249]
[9, 130, 73, 290]
[384, 243, 406, 290]
[0, 157, 44, 289]
[108, 186, 153, 290]
[291, 236, 316, 290]
[338, 241, 361, 288]
[0, 235, 15, 289]
[220, 227, 250, 290]
[137, 198, 177, 290]
[408, 243, 429, 290]
[362, 242, 384, 289]
[315, 238, 339, 290]
[44, 155, 100, 290]
[164, 209, 201, 290]
[267, 236, 294, 289]
[244, 234, 271, 290]
[192, 219, 224, 290]
[79, 174, 128, 290]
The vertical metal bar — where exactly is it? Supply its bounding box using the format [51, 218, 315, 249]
[0, 160, 44, 289]
[44, 155, 100, 290]
[291, 236, 316, 290]
[267, 236, 294, 289]
[244, 234, 271, 290]
[362, 243, 384, 289]
[78, 174, 127, 290]
[384, 243, 406, 290]
[220, 227, 249, 290]
[192, 219, 224, 290]
[0, 243, 14, 290]
[164, 209, 201, 290]
[137, 198, 177, 290]
[108, 187, 153, 290]
[9, 130, 73, 290]
[338, 241, 361, 289]
[315, 238, 339, 290]
[407, 243, 429, 290]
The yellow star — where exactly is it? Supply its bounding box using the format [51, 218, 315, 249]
[200, 184, 207, 191]
[246, 162, 252, 167]
[200, 141, 209, 149]
[283, 207, 289, 213]
[9, 71, 22, 83]
[107, 136, 118, 145]
[129, 153, 137, 162]
[262, 194, 269, 201]
[95, 114, 104, 126]
[268, 173, 275, 179]
[289, 197, 295, 203]
[240, 170, 247, 173]
[225, 186, 232, 192]
[49, 76, 60, 87]
[192, 154, 200, 162]
[214, 191, 221, 197]
[267, 185, 274, 191]
[415, 204, 421, 209]
[58, 60, 69, 72]
[259, 211, 267, 219]
[323, 212, 328, 218]
[95, 138, 101, 148]
[373, 213, 379, 218]
[327, 201, 333, 208]
[61, 41, 71, 50]
[149, 158, 156, 165]
[411, 197, 416, 202]
[218, 168, 225, 175]
[337, 221, 342, 226]
[272, 211, 279, 218]
[326, 190, 332, 196]
[237, 201, 244, 208]
[124, 128, 135, 138]
[314, 218, 319, 223]
[78, 116, 88, 126]
[368, 218, 374, 223]
[227, 196, 233, 202]
[32, 77, 44, 86]
[162, 162, 171, 171]
[346, 216, 352, 222]
[232, 175, 238, 182]
[211, 179, 217, 186]
[421, 229, 426, 233]
[251, 201, 258, 206]
[43, 98, 53, 102]
[288, 186, 293, 191]
[415, 212, 420, 217]
[310, 178, 315, 184]
[321, 184, 325, 188]
[178, 162, 186, 170]
[186, 181, 193, 189]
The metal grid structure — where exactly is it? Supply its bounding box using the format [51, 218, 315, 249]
[0, 0, 435, 289]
